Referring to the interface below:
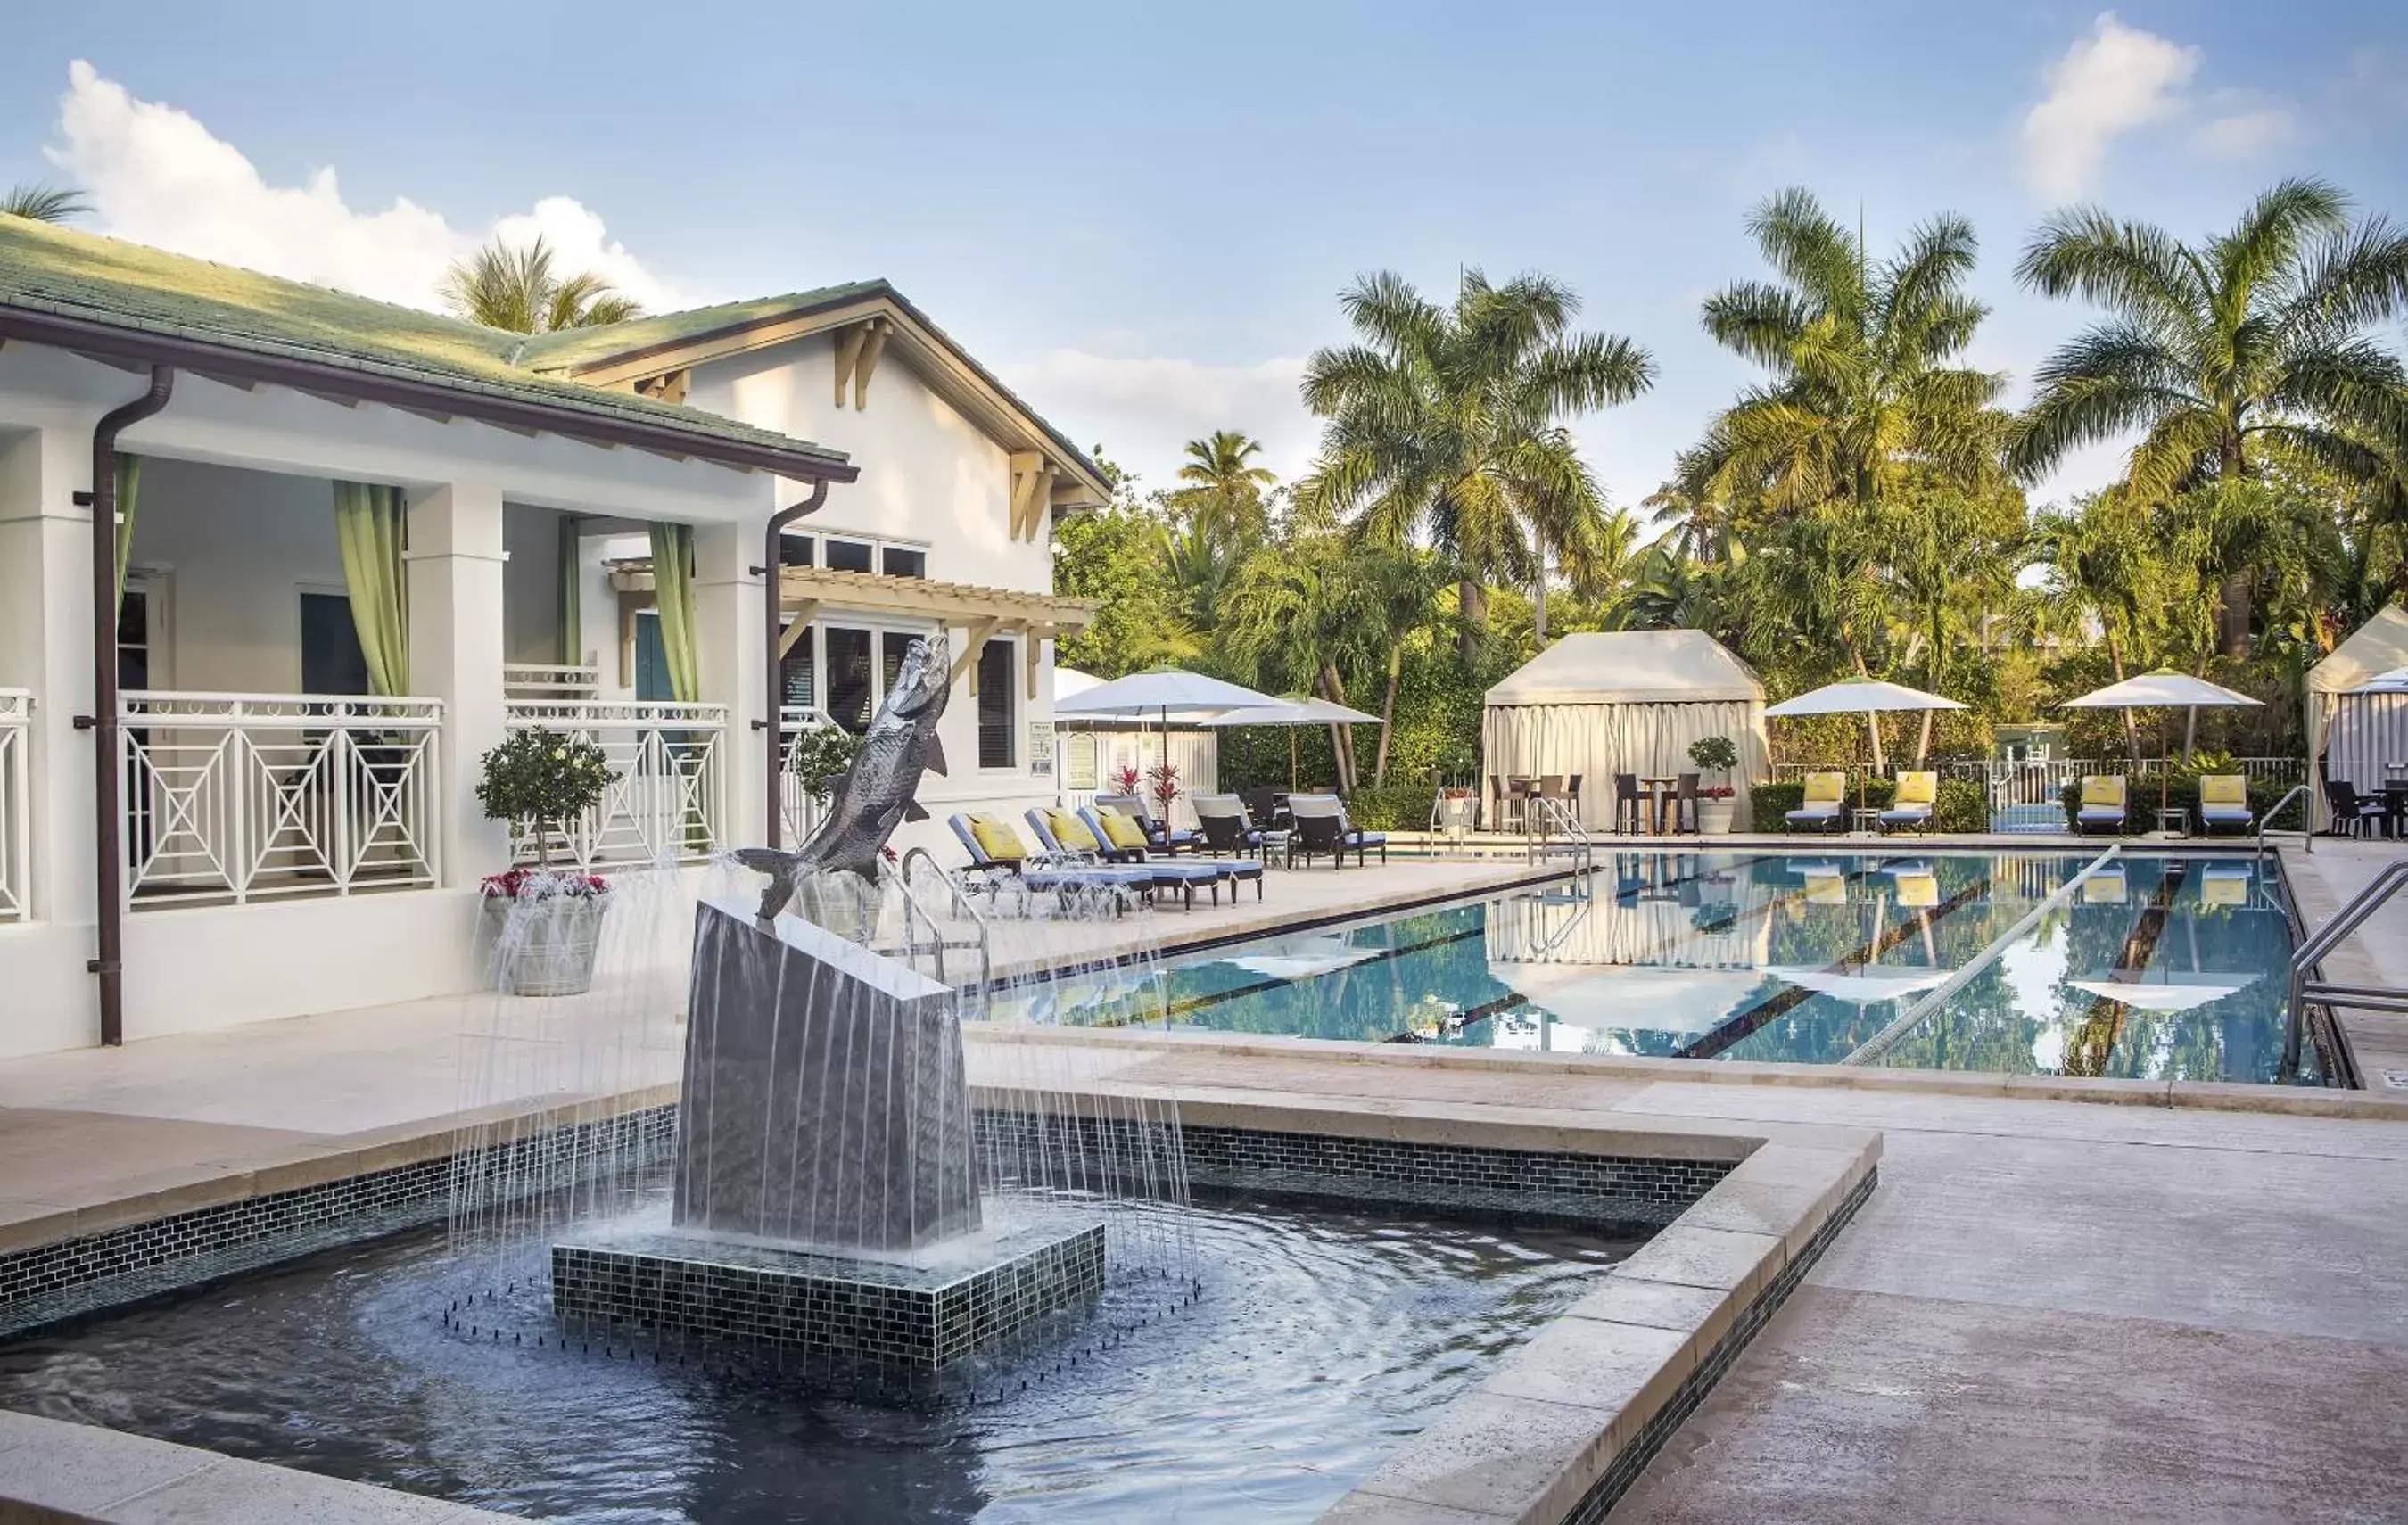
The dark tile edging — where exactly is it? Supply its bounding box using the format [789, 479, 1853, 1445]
[0, 1106, 678, 1338]
[1556, 1166, 1880, 1525]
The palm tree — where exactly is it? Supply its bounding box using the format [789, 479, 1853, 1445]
[1, 182, 90, 223]
[2032, 492, 2158, 762]
[1685, 189, 2012, 672]
[2010, 178, 2408, 655]
[440, 235, 643, 334]
[1298, 268, 1654, 652]
[1219, 537, 1379, 790]
[1172, 431, 1277, 542]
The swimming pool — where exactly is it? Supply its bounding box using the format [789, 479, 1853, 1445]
[993, 849, 2320, 1085]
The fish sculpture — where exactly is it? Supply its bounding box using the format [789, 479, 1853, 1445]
[733, 631, 951, 922]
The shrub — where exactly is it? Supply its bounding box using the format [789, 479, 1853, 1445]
[1343, 783, 1442, 830]
[1688, 735, 1739, 773]
[476, 728, 616, 867]
[787, 725, 860, 803]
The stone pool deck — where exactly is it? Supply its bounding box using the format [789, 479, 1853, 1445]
[2279, 837, 2408, 1088]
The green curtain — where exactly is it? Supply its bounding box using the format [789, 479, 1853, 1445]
[111, 452, 143, 609]
[557, 514, 585, 670]
[333, 481, 411, 697]
[648, 522, 700, 703]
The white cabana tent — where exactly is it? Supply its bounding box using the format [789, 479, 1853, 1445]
[1480, 631, 1769, 828]
[2308, 606, 2408, 828]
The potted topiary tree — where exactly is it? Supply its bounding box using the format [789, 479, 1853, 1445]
[475, 727, 618, 996]
[1688, 734, 1740, 835]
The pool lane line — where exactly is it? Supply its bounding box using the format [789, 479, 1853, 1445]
[1678, 860, 1993, 1063]
[2060, 858, 2194, 1079]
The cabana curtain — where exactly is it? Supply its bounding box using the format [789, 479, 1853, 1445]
[647, 522, 701, 703]
[333, 480, 410, 697]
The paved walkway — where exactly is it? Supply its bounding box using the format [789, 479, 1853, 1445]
[2280, 837, 2408, 1087]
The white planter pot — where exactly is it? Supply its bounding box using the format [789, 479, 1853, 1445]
[1696, 800, 1736, 836]
[483, 893, 610, 997]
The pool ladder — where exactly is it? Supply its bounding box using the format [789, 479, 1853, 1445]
[2282, 858, 2408, 1082]
[1523, 793, 1595, 872]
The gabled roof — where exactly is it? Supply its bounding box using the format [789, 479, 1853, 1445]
[0, 218, 854, 480]
[518, 279, 1110, 504]
[1486, 631, 1765, 706]
[2309, 604, 2408, 694]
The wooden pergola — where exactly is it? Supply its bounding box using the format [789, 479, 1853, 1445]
[773, 565, 1094, 698]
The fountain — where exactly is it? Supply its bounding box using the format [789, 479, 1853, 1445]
[548, 634, 1117, 1371]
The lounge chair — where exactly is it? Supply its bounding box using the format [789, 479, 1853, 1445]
[1192, 793, 1282, 863]
[2075, 776, 2127, 836]
[1091, 794, 1201, 854]
[1879, 771, 1937, 834]
[1286, 794, 1387, 868]
[948, 812, 1150, 916]
[2322, 781, 2387, 838]
[2197, 774, 2253, 835]
[1785, 771, 1845, 832]
[1068, 806, 1258, 905]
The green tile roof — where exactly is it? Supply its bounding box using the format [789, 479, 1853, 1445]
[0, 217, 849, 469]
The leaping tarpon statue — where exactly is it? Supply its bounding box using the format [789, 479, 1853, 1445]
[733, 631, 951, 923]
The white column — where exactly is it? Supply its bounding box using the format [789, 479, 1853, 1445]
[0, 425, 98, 925]
[407, 481, 509, 885]
[692, 518, 766, 847]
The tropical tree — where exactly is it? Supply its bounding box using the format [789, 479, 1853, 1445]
[1298, 268, 1654, 651]
[2009, 177, 2408, 655]
[1684, 188, 2014, 676]
[1218, 537, 1379, 789]
[1169, 431, 1277, 543]
[2031, 491, 2159, 762]
[440, 235, 643, 333]
[1, 182, 89, 223]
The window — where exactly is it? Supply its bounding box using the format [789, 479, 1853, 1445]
[824, 538, 874, 573]
[300, 591, 371, 696]
[881, 546, 927, 579]
[779, 623, 816, 713]
[116, 585, 153, 691]
[881, 631, 916, 699]
[634, 611, 672, 702]
[824, 626, 875, 733]
[977, 639, 1016, 769]
[779, 533, 814, 568]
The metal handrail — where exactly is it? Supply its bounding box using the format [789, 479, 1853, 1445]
[2282, 859, 2408, 1077]
[2256, 783, 2315, 857]
[1524, 792, 1594, 871]
[882, 848, 994, 997]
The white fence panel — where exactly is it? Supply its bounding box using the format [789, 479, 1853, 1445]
[120, 691, 442, 907]
[505, 700, 728, 870]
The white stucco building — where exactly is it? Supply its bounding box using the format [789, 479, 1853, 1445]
[0, 218, 1103, 1057]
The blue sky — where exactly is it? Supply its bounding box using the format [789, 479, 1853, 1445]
[5, 2, 2405, 509]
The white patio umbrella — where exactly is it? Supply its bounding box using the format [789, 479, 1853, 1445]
[2058, 670, 2263, 824]
[1052, 665, 1282, 779]
[1762, 679, 1967, 811]
[1196, 694, 1381, 789]
[2067, 974, 2257, 1013]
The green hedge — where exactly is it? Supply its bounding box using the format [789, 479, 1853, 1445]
[2055, 774, 2305, 834]
[1749, 777, 1987, 833]
[1342, 783, 1443, 831]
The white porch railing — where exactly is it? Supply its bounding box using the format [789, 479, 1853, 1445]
[506, 699, 727, 869]
[120, 691, 443, 907]
[0, 690, 29, 923]
[502, 664, 600, 699]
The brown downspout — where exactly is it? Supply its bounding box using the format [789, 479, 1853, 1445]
[757, 479, 831, 848]
[72, 366, 175, 1046]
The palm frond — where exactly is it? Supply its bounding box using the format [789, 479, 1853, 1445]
[1, 181, 90, 223]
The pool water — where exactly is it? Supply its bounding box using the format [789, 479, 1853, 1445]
[996, 850, 2315, 1084]
[0, 1195, 1627, 1523]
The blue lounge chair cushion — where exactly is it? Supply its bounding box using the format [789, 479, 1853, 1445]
[2077, 807, 2125, 824]
[1785, 806, 1838, 823]
[2200, 805, 2252, 822]
[1878, 805, 1931, 822]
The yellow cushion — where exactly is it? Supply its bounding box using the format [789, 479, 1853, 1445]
[1803, 771, 1845, 805]
[1093, 808, 1150, 852]
[2199, 774, 2245, 806]
[1893, 771, 1936, 806]
[2082, 776, 2125, 807]
[1805, 870, 1847, 905]
[2203, 873, 2247, 906]
[1042, 809, 1101, 852]
[2082, 871, 2126, 904]
[1895, 871, 1939, 908]
[969, 814, 1025, 861]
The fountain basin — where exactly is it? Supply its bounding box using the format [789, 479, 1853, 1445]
[552, 1216, 1105, 1369]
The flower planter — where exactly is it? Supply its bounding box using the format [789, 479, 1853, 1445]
[1696, 799, 1737, 836]
[482, 889, 610, 997]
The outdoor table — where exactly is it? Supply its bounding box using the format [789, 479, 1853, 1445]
[1637, 776, 1678, 834]
[2384, 783, 2408, 841]
[1850, 806, 1882, 837]
[2155, 806, 2189, 838]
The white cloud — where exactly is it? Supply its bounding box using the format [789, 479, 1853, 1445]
[1000, 350, 1314, 495]
[2020, 13, 2199, 200]
[2192, 105, 2298, 161]
[43, 61, 687, 315]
